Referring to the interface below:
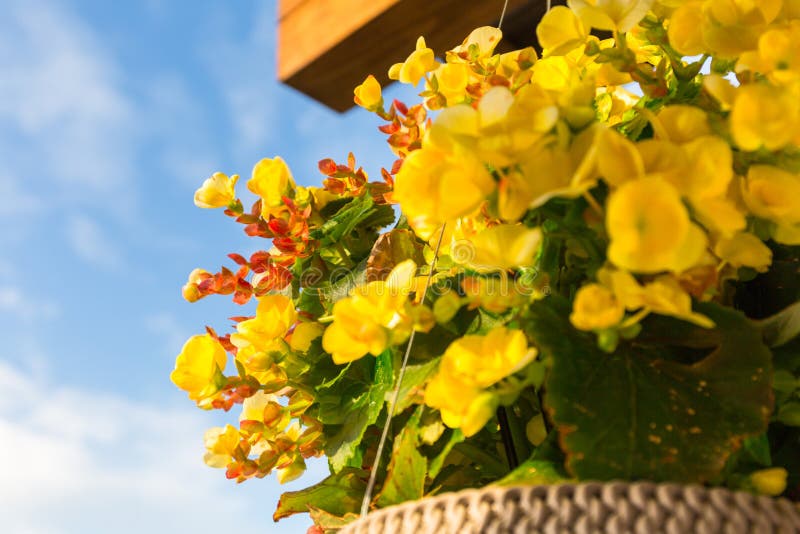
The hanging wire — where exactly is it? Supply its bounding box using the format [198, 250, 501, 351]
[498, 0, 510, 29]
[359, 223, 447, 517]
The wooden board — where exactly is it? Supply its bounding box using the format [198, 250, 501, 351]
[277, 0, 550, 112]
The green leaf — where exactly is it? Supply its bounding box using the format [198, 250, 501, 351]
[394, 357, 440, 413]
[376, 408, 427, 507]
[325, 350, 393, 472]
[310, 193, 394, 245]
[428, 429, 464, 483]
[776, 402, 800, 426]
[756, 300, 800, 347]
[493, 458, 569, 486]
[524, 297, 773, 483]
[742, 434, 772, 466]
[307, 507, 360, 531]
[273, 468, 366, 521]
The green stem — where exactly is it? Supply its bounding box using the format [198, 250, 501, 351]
[334, 242, 355, 268]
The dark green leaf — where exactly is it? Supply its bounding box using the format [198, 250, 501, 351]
[273, 468, 366, 521]
[525, 297, 773, 483]
[325, 350, 393, 472]
[493, 458, 569, 486]
[376, 409, 427, 507]
[428, 429, 464, 480]
[394, 357, 440, 413]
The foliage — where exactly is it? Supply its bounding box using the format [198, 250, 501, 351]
[172, 1, 800, 530]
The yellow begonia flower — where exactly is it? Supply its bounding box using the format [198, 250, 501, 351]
[449, 26, 503, 59]
[353, 74, 382, 110]
[714, 232, 772, 272]
[194, 172, 238, 209]
[393, 135, 494, 238]
[203, 425, 240, 468]
[322, 260, 421, 364]
[656, 105, 710, 144]
[598, 268, 714, 327]
[247, 157, 296, 218]
[667, 1, 706, 56]
[596, 127, 644, 187]
[425, 327, 536, 436]
[738, 24, 800, 84]
[570, 283, 625, 330]
[537, 6, 589, 55]
[639, 276, 715, 328]
[742, 165, 800, 226]
[567, 0, 655, 32]
[750, 467, 788, 496]
[424, 378, 493, 437]
[606, 178, 707, 273]
[182, 267, 210, 302]
[462, 224, 543, 272]
[445, 327, 536, 388]
[430, 62, 470, 106]
[289, 322, 324, 353]
[731, 83, 800, 151]
[388, 36, 437, 85]
[773, 223, 800, 245]
[231, 294, 297, 353]
[171, 334, 227, 403]
[701, 0, 781, 58]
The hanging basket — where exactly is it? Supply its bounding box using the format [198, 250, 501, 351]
[340, 482, 800, 533]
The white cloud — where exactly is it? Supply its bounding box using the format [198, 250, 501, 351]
[0, 360, 317, 534]
[66, 214, 124, 269]
[0, 285, 59, 320]
[0, 0, 139, 219]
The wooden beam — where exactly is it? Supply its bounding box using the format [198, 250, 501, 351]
[277, 0, 539, 112]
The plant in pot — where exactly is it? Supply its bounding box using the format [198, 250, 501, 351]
[171, 0, 800, 531]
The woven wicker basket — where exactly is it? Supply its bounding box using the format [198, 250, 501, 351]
[340, 482, 800, 533]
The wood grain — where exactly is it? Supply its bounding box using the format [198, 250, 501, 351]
[278, 0, 548, 112]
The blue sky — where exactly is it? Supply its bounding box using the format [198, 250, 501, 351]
[0, 1, 413, 532]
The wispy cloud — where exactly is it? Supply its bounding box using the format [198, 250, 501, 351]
[0, 0, 139, 218]
[0, 285, 59, 320]
[66, 214, 124, 269]
[0, 360, 316, 534]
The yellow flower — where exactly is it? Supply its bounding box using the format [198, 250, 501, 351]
[639, 276, 715, 327]
[714, 232, 772, 272]
[443, 327, 537, 388]
[423, 377, 489, 437]
[393, 137, 494, 238]
[429, 62, 470, 106]
[231, 294, 297, 353]
[388, 36, 437, 85]
[461, 224, 543, 272]
[247, 157, 296, 218]
[182, 267, 211, 302]
[570, 283, 625, 330]
[606, 178, 707, 273]
[750, 467, 788, 496]
[170, 334, 227, 403]
[194, 172, 238, 209]
[596, 127, 644, 187]
[289, 321, 324, 353]
[322, 260, 420, 364]
[537, 6, 589, 55]
[731, 84, 800, 151]
[567, 0, 655, 32]
[203, 425, 240, 468]
[425, 327, 535, 436]
[449, 26, 504, 59]
[742, 165, 800, 226]
[656, 105, 710, 144]
[353, 74, 382, 110]
[667, 1, 706, 56]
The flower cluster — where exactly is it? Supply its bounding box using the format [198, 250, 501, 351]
[173, 0, 800, 529]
